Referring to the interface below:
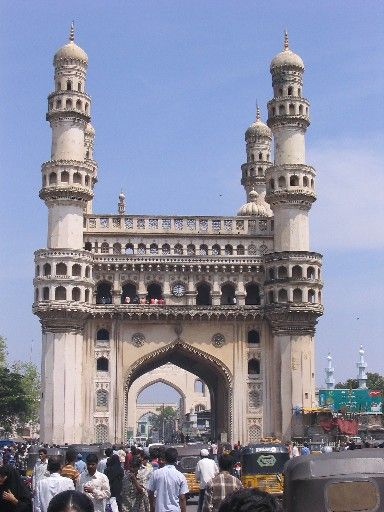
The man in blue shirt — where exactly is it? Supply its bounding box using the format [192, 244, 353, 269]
[147, 447, 188, 512]
[300, 443, 310, 455]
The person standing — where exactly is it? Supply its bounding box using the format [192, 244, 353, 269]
[202, 454, 242, 512]
[300, 443, 310, 456]
[97, 448, 113, 474]
[0, 464, 32, 512]
[35, 458, 74, 512]
[121, 456, 149, 512]
[77, 453, 111, 512]
[32, 449, 50, 497]
[75, 454, 87, 474]
[61, 449, 80, 485]
[291, 443, 300, 457]
[147, 447, 188, 512]
[195, 449, 219, 512]
[210, 442, 218, 464]
[104, 454, 124, 512]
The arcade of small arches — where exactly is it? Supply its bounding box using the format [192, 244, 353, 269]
[268, 173, 314, 191]
[269, 102, 309, 118]
[42, 169, 95, 188]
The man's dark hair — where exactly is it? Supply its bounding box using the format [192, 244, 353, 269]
[47, 490, 94, 512]
[105, 448, 113, 457]
[129, 455, 142, 469]
[39, 447, 48, 455]
[164, 447, 178, 464]
[218, 454, 234, 472]
[65, 449, 77, 464]
[86, 453, 99, 464]
[47, 458, 61, 474]
[218, 488, 281, 512]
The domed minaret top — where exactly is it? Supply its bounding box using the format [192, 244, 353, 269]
[54, 22, 88, 65]
[245, 105, 272, 140]
[237, 189, 272, 218]
[270, 30, 304, 72]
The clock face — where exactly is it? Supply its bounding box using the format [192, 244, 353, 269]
[172, 283, 186, 297]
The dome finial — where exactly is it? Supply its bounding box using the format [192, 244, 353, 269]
[284, 29, 289, 50]
[69, 21, 75, 42]
[256, 101, 260, 121]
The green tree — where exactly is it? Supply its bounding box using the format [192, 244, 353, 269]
[11, 361, 40, 424]
[336, 372, 384, 391]
[0, 335, 8, 368]
[148, 406, 177, 441]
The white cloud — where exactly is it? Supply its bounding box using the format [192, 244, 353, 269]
[308, 137, 384, 250]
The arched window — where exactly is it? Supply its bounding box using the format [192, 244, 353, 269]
[268, 268, 275, 280]
[278, 289, 288, 302]
[49, 172, 57, 185]
[251, 154, 255, 162]
[248, 330, 260, 344]
[72, 287, 81, 301]
[288, 86, 293, 96]
[61, 171, 69, 183]
[95, 424, 108, 443]
[149, 243, 158, 254]
[212, 244, 221, 255]
[96, 357, 109, 372]
[278, 176, 286, 188]
[137, 243, 146, 255]
[278, 266, 287, 279]
[85, 289, 90, 302]
[96, 281, 112, 304]
[237, 245, 245, 255]
[308, 289, 316, 303]
[248, 359, 260, 376]
[43, 287, 49, 300]
[65, 98, 72, 109]
[35, 265, 40, 277]
[56, 262, 67, 276]
[311, 179, 314, 188]
[100, 242, 109, 254]
[289, 103, 295, 114]
[195, 404, 206, 412]
[199, 244, 208, 256]
[194, 379, 205, 393]
[84, 242, 92, 251]
[113, 243, 122, 255]
[55, 286, 66, 300]
[279, 104, 285, 115]
[196, 282, 211, 306]
[299, 104, 303, 114]
[125, 243, 134, 255]
[307, 266, 315, 279]
[162, 244, 171, 255]
[147, 282, 162, 302]
[187, 244, 196, 255]
[174, 244, 183, 255]
[78, 82, 82, 92]
[85, 175, 90, 185]
[43, 263, 51, 276]
[269, 178, 275, 190]
[66, 80, 72, 91]
[96, 389, 108, 408]
[290, 175, 299, 186]
[224, 245, 233, 255]
[293, 288, 303, 302]
[73, 172, 82, 184]
[258, 167, 263, 176]
[72, 264, 81, 277]
[278, 88, 283, 96]
[245, 283, 260, 305]
[121, 283, 137, 304]
[42, 175, 47, 187]
[35, 288, 39, 302]
[272, 107, 276, 116]
[258, 152, 262, 160]
[268, 290, 274, 303]
[292, 265, 303, 279]
[76, 99, 82, 110]
[56, 99, 62, 109]
[96, 329, 110, 341]
[85, 102, 89, 113]
[298, 87, 301, 97]
[303, 176, 309, 187]
[221, 282, 236, 305]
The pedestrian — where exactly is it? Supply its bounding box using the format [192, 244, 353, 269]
[61, 449, 80, 484]
[32, 448, 50, 497]
[195, 449, 219, 512]
[291, 443, 300, 457]
[104, 454, 124, 512]
[147, 447, 188, 512]
[75, 454, 87, 474]
[210, 441, 218, 464]
[217, 488, 281, 512]
[0, 464, 33, 512]
[300, 443, 310, 455]
[46, 490, 93, 512]
[97, 448, 113, 474]
[77, 453, 111, 512]
[35, 458, 74, 512]
[202, 454, 242, 512]
[121, 455, 149, 512]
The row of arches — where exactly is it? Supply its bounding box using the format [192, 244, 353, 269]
[266, 287, 320, 304]
[56, 80, 83, 93]
[44, 170, 91, 187]
[267, 265, 320, 280]
[49, 97, 89, 114]
[271, 102, 308, 117]
[36, 262, 91, 278]
[269, 174, 314, 190]
[35, 286, 90, 302]
[249, 152, 270, 162]
[274, 85, 302, 98]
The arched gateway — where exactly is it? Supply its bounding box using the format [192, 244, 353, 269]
[34, 30, 323, 446]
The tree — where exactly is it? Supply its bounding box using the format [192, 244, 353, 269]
[336, 372, 384, 391]
[0, 335, 8, 368]
[148, 406, 178, 441]
[11, 361, 40, 425]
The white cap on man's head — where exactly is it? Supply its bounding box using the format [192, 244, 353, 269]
[200, 448, 209, 457]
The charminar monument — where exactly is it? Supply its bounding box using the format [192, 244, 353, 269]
[33, 26, 323, 445]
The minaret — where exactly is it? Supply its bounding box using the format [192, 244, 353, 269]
[357, 345, 368, 389]
[325, 353, 335, 390]
[33, 25, 97, 444]
[118, 191, 126, 215]
[263, 32, 323, 439]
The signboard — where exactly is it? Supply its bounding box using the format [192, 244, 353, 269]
[319, 389, 382, 413]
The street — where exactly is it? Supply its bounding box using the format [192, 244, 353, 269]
[186, 495, 198, 511]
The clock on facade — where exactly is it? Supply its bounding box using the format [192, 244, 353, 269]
[172, 283, 186, 297]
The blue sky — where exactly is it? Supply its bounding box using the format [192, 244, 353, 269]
[0, 1, 383, 398]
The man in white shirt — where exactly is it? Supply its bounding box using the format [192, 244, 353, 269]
[32, 448, 50, 498]
[77, 453, 111, 512]
[35, 458, 74, 512]
[195, 448, 219, 512]
[147, 447, 188, 512]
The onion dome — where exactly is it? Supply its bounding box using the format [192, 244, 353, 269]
[85, 123, 95, 137]
[245, 106, 272, 140]
[119, 191, 125, 201]
[54, 23, 88, 65]
[237, 190, 273, 218]
[270, 31, 304, 71]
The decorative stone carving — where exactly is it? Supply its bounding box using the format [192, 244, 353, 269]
[212, 333, 225, 348]
[131, 332, 145, 347]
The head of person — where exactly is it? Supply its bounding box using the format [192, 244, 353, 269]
[218, 488, 281, 512]
[200, 448, 209, 459]
[39, 447, 48, 462]
[157, 446, 166, 467]
[47, 458, 62, 474]
[106, 454, 121, 468]
[130, 446, 137, 456]
[165, 447, 178, 465]
[104, 448, 113, 458]
[77, 454, 83, 461]
[218, 454, 234, 473]
[86, 453, 99, 476]
[129, 455, 142, 476]
[303, 442, 308, 448]
[65, 449, 77, 465]
[47, 490, 94, 512]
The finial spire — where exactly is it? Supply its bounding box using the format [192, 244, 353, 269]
[284, 29, 289, 50]
[256, 101, 260, 121]
[69, 21, 75, 42]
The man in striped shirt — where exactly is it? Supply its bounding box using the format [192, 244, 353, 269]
[202, 454, 242, 512]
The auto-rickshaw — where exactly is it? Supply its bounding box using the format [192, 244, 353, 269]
[176, 444, 210, 499]
[240, 443, 289, 495]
